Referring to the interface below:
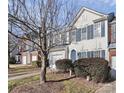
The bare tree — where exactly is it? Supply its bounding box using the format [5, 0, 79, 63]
[8, 21, 19, 68]
[8, 0, 78, 83]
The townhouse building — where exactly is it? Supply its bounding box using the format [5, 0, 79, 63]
[108, 18, 116, 79]
[48, 7, 116, 70]
[19, 7, 116, 74]
[68, 7, 109, 62]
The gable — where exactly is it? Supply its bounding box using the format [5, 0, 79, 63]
[71, 7, 107, 28]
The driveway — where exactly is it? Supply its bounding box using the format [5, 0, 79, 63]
[95, 81, 116, 93]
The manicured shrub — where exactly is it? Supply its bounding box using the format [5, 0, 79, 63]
[32, 60, 42, 68]
[9, 56, 16, 64]
[74, 58, 110, 83]
[55, 59, 73, 72]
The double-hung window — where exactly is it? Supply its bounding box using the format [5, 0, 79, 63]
[76, 28, 81, 42]
[71, 30, 76, 42]
[87, 26, 90, 40]
[61, 32, 67, 44]
[82, 27, 86, 40]
[93, 51, 100, 58]
[82, 52, 87, 58]
[78, 52, 82, 59]
[87, 51, 93, 58]
[101, 21, 105, 37]
[87, 25, 93, 40]
[91, 25, 93, 39]
[87, 51, 90, 58]
[101, 50, 105, 59]
[111, 23, 116, 43]
[94, 22, 101, 37]
[78, 52, 87, 59]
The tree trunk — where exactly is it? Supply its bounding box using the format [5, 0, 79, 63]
[40, 54, 47, 84]
[8, 50, 10, 68]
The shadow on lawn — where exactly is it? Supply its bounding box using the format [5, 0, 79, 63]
[47, 76, 76, 82]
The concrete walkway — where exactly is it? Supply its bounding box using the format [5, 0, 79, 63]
[95, 81, 116, 93]
[8, 72, 40, 81]
[8, 68, 54, 81]
[9, 64, 32, 68]
[8, 68, 57, 81]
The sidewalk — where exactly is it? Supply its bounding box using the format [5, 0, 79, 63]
[8, 68, 54, 81]
[9, 64, 32, 68]
[9, 70, 40, 77]
[8, 72, 40, 81]
[95, 81, 116, 93]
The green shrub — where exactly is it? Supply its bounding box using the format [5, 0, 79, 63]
[9, 56, 16, 64]
[55, 59, 73, 72]
[32, 61, 42, 68]
[74, 58, 110, 83]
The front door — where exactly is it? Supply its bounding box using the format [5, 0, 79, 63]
[71, 49, 76, 62]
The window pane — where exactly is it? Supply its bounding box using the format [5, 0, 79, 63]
[101, 21, 105, 37]
[91, 51, 93, 58]
[94, 22, 101, 37]
[87, 25, 93, 39]
[76, 28, 81, 42]
[87, 26, 90, 40]
[93, 51, 96, 58]
[71, 31, 76, 42]
[78, 52, 82, 59]
[111, 24, 116, 42]
[91, 25, 93, 39]
[82, 52, 86, 58]
[87, 51, 90, 58]
[101, 50, 105, 59]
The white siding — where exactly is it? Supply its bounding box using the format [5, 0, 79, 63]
[69, 9, 109, 61]
[74, 10, 102, 28]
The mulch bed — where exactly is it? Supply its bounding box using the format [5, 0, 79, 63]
[10, 73, 106, 93]
[10, 81, 64, 93]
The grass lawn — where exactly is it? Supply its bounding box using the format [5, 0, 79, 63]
[8, 75, 40, 92]
[9, 73, 102, 93]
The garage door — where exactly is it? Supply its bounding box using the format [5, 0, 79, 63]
[49, 51, 65, 69]
[22, 56, 27, 64]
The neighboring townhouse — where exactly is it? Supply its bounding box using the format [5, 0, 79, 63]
[68, 7, 110, 62]
[20, 38, 42, 64]
[108, 18, 116, 78]
[108, 18, 116, 66]
[20, 30, 70, 66]
[48, 30, 70, 69]
[8, 33, 22, 64]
